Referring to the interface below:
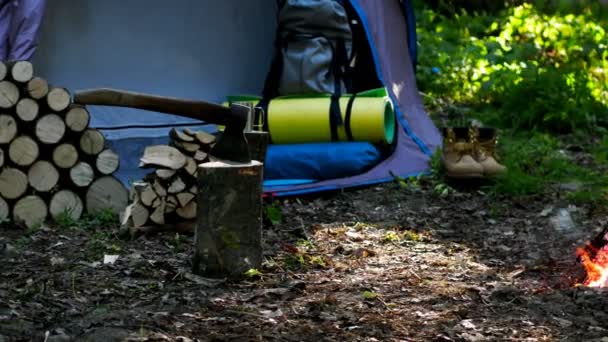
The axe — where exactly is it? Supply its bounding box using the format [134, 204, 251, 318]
[73, 88, 252, 163]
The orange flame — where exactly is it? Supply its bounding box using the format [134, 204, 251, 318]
[576, 244, 608, 287]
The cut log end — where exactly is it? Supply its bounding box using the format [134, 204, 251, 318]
[70, 161, 95, 187]
[9, 135, 39, 167]
[79, 129, 106, 156]
[140, 145, 186, 170]
[0, 167, 28, 200]
[16, 98, 40, 122]
[35, 114, 66, 145]
[52, 143, 79, 169]
[50, 190, 84, 222]
[13, 195, 48, 229]
[28, 160, 60, 192]
[96, 149, 120, 175]
[0, 197, 9, 222]
[27, 77, 49, 100]
[47, 87, 71, 112]
[0, 81, 19, 109]
[86, 176, 129, 216]
[0, 61, 6, 81]
[9, 60, 34, 83]
[65, 105, 90, 132]
[0, 114, 18, 144]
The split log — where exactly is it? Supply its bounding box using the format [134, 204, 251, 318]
[35, 114, 66, 144]
[122, 202, 149, 228]
[0, 114, 18, 144]
[46, 87, 71, 112]
[174, 141, 201, 154]
[149, 201, 166, 225]
[0, 147, 3, 168]
[8, 61, 34, 83]
[136, 182, 157, 207]
[26, 77, 49, 100]
[0, 81, 19, 108]
[193, 131, 217, 145]
[86, 176, 128, 216]
[65, 105, 90, 133]
[192, 160, 264, 278]
[16, 98, 39, 122]
[0, 196, 9, 222]
[49, 189, 83, 221]
[0, 167, 28, 200]
[70, 161, 95, 187]
[9, 136, 39, 167]
[79, 129, 105, 156]
[0, 61, 6, 81]
[165, 195, 178, 213]
[177, 192, 195, 207]
[193, 150, 208, 163]
[155, 169, 176, 180]
[167, 176, 186, 194]
[13, 195, 47, 229]
[52, 143, 79, 169]
[176, 201, 197, 220]
[184, 157, 197, 176]
[139, 145, 186, 170]
[28, 160, 60, 192]
[153, 179, 167, 197]
[96, 149, 120, 175]
[170, 128, 195, 142]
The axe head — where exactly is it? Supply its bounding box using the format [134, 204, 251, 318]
[209, 103, 251, 163]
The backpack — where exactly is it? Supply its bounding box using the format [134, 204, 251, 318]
[258, 0, 355, 140]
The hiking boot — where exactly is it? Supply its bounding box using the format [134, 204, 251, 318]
[470, 127, 507, 176]
[442, 127, 484, 178]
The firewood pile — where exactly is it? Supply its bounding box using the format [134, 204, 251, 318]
[120, 127, 217, 231]
[0, 60, 128, 228]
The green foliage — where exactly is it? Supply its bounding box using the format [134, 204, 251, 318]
[244, 268, 263, 279]
[362, 290, 379, 300]
[264, 201, 283, 225]
[416, 3, 607, 134]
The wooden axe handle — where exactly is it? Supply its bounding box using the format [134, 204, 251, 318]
[73, 88, 240, 126]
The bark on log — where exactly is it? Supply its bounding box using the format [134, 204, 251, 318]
[70, 161, 95, 187]
[9, 135, 39, 167]
[96, 149, 120, 175]
[16, 98, 39, 122]
[192, 160, 263, 278]
[139, 145, 186, 169]
[79, 129, 106, 156]
[35, 114, 66, 144]
[86, 176, 128, 216]
[0, 196, 8, 222]
[0, 81, 19, 109]
[13, 195, 47, 229]
[49, 189, 83, 221]
[65, 105, 90, 133]
[8, 61, 34, 83]
[0, 114, 18, 144]
[52, 143, 79, 169]
[28, 160, 60, 192]
[0, 167, 28, 200]
[26, 77, 49, 100]
[47, 87, 71, 112]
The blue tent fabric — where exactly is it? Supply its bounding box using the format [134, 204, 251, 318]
[30, 0, 441, 197]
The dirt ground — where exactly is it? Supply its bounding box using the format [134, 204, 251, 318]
[1, 179, 608, 341]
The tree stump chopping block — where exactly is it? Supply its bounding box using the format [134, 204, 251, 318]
[193, 160, 263, 279]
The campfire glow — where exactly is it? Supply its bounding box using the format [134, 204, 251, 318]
[576, 243, 608, 287]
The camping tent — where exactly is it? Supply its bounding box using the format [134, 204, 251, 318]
[31, 0, 442, 196]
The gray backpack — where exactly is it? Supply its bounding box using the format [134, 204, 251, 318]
[275, 0, 354, 95]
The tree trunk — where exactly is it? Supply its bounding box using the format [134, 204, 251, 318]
[46, 87, 71, 112]
[0, 167, 28, 200]
[0, 81, 19, 108]
[86, 176, 129, 216]
[28, 160, 60, 192]
[52, 143, 79, 169]
[79, 129, 106, 156]
[35, 114, 66, 145]
[49, 189, 83, 221]
[13, 195, 47, 229]
[192, 160, 263, 278]
[0, 114, 18, 144]
[65, 105, 90, 133]
[9, 136, 39, 167]
[16, 98, 39, 122]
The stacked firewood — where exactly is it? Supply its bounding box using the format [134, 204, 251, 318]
[121, 127, 217, 230]
[0, 60, 128, 228]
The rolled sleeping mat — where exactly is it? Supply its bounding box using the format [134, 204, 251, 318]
[266, 94, 395, 145]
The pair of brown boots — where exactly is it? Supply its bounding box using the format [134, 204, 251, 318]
[441, 127, 506, 178]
